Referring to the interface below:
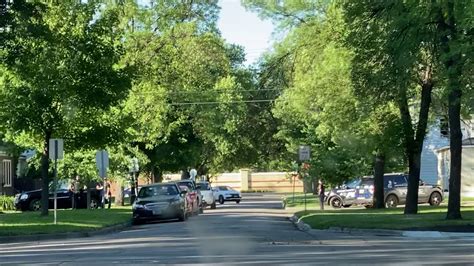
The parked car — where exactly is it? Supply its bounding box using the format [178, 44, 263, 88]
[196, 181, 217, 209]
[325, 177, 373, 208]
[132, 183, 186, 224]
[14, 181, 102, 211]
[326, 173, 443, 208]
[213, 186, 241, 204]
[176, 180, 202, 214]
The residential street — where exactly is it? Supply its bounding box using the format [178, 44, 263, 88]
[1, 194, 474, 265]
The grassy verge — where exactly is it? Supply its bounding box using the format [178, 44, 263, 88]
[0, 206, 132, 237]
[283, 193, 320, 208]
[296, 206, 474, 231]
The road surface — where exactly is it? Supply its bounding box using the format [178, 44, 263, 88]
[1, 193, 474, 265]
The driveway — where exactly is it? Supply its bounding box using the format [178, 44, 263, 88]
[1, 193, 474, 265]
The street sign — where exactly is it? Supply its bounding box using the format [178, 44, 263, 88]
[48, 138, 64, 225]
[298, 145, 311, 161]
[130, 157, 139, 172]
[49, 139, 64, 160]
[96, 150, 109, 178]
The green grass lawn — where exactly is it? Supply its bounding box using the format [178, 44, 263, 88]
[283, 193, 320, 208]
[296, 206, 474, 231]
[0, 206, 132, 236]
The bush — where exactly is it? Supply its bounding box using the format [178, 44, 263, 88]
[0, 196, 15, 211]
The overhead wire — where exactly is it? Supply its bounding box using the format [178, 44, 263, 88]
[168, 99, 278, 106]
[135, 88, 282, 95]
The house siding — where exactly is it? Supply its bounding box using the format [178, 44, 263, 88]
[0, 154, 15, 196]
[420, 123, 449, 185]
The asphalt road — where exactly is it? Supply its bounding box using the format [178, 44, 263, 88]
[1, 193, 474, 265]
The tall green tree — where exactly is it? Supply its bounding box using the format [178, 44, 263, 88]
[244, 1, 404, 195]
[116, 0, 260, 179]
[0, 1, 130, 215]
[343, 1, 439, 214]
[435, 0, 473, 219]
[343, 1, 473, 216]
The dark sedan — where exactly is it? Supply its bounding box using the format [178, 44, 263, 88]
[14, 181, 102, 211]
[132, 183, 187, 225]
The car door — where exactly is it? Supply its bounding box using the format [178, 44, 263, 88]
[417, 180, 431, 203]
[336, 179, 358, 205]
[48, 186, 72, 209]
[391, 175, 408, 204]
[356, 179, 374, 204]
[56, 188, 72, 208]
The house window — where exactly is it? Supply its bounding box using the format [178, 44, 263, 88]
[2, 160, 12, 187]
[440, 117, 449, 138]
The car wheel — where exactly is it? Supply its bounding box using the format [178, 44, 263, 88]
[29, 199, 41, 211]
[429, 192, 442, 206]
[132, 218, 143, 225]
[178, 210, 187, 222]
[89, 199, 99, 209]
[211, 202, 217, 209]
[385, 195, 398, 208]
[218, 195, 224, 204]
[330, 197, 342, 208]
[236, 200, 240, 204]
[193, 202, 199, 216]
[199, 205, 204, 214]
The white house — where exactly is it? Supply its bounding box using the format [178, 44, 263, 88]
[421, 118, 474, 197]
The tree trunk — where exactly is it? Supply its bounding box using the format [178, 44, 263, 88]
[40, 131, 52, 216]
[399, 79, 433, 214]
[373, 152, 385, 209]
[447, 87, 462, 219]
[152, 167, 163, 183]
[437, 0, 463, 220]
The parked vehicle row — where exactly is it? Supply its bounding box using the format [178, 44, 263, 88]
[14, 177, 243, 226]
[325, 173, 444, 209]
[132, 180, 242, 224]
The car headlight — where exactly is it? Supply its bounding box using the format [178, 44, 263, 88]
[169, 197, 181, 204]
[132, 202, 145, 209]
[20, 194, 29, 200]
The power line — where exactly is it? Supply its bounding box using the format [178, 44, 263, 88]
[169, 99, 278, 106]
[134, 88, 282, 95]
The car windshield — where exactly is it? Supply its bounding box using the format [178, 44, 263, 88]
[177, 181, 195, 190]
[138, 184, 178, 198]
[197, 183, 210, 190]
[218, 186, 229, 191]
[49, 180, 69, 191]
[344, 179, 361, 189]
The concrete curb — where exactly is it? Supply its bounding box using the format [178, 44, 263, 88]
[0, 220, 132, 244]
[289, 215, 311, 231]
[288, 215, 474, 239]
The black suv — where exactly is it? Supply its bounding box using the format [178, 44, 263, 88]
[14, 181, 102, 211]
[326, 173, 443, 208]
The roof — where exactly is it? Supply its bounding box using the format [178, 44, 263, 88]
[435, 144, 474, 153]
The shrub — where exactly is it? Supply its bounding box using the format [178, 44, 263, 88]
[0, 195, 15, 211]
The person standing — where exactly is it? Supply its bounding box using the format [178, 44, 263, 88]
[318, 179, 325, 210]
[106, 182, 112, 209]
[189, 168, 197, 181]
[96, 181, 104, 208]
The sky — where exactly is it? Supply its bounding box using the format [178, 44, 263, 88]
[217, 0, 275, 65]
